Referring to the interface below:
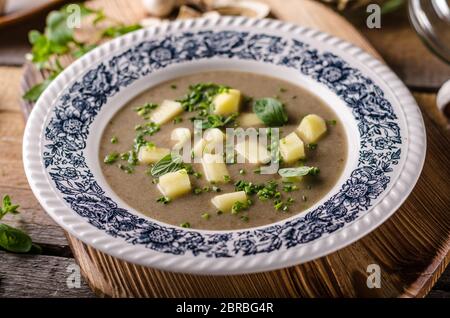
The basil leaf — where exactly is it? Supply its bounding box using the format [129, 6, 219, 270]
[0, 224, 33, 253]
[0, 195, 20, 220]
[46, 10, 73, 46]
[253, 98, 288, 127]
[150, 154, 184, 177]
[278, 166, 320, 178]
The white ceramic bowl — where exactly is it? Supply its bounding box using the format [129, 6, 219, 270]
[23, 17, 426, 275]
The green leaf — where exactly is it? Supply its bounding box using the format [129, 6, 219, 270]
[278, 166, 320, 178]
[45, 10, 74, 46]
[150, 154, 184, 177]
[253, 98, 288, 127]
[0, 195, 20, 220]
[102, 24, 142, 38]
[22, 75, 56, 102]
[381, 0, 405, 14]
[0, 224, 32, 253]
[72, 43, 97, 58]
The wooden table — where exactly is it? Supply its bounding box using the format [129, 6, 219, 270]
[0, 0, 449, 297]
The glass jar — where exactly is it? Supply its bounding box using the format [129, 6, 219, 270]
[408, 0, 450, 64]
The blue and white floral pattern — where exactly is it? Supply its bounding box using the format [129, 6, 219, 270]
[43, 30, 401, 257]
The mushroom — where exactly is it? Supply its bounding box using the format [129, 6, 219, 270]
[142, 0, 178, 17]
[212, 0, 270, 18]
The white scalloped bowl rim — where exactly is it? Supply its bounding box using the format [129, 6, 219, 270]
[23, 17, 426, 275]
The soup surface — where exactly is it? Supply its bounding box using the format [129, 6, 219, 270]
[99, 71, 347, 230]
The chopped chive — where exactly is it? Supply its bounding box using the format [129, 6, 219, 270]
[120, 152, 130, 161]
[104, 152, 119, 164]
[180, 222, 191, 228]
[173, 116, 183, 124]
[240, 215, 249, 222]
[201, 213, 210, 220]
[223, 175, 231, 183]
[118, 164, 134, 174]
[156, 196, 171, 204]
[239, 169, 246, 175]
[253, 168, 261, 174]
[211, 186, 221, 192]
[170, 84, 177, 89]
[307, 143, 318, 150]
[193, 188, 202, 195]
[327, 119, 337, 126]
[279, 87, 287, 93]
[302, 195, 308, 202]
[193, 172, 202, 179]
[110, 136, 118, 144]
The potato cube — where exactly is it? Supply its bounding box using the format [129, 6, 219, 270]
[211, 191, 247, 213]
[201, 153, 230, 183]
[138, 146, 170, 164]
[192, 128, 225, 157]
[238, 113, 263, 127]
[171, 128, 191, 149]
[212, 89, 241, 115]
[235, 139, 271, 164]
[157, 169, 191, 199]
[151, 100, 183, 124]
[279, 132, 305, 164]
[296, 114, 327, 143]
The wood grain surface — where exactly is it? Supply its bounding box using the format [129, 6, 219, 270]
[2, 0, 449, 297]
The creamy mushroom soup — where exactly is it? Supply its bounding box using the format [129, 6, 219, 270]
[99, 71, 347, 230]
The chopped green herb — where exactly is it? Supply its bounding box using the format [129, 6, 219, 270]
[135, 103, 158, 117]
[180, 222, 191, 228]
[178, 83, 237, 129]
[173, 116, 183, 124]
[253, 168, 261, 174]
[302, 195, 308, 202]
[234, 180, 263, 195]
[257, 181, 279, 201]
[223, 175, 231, 183]
[307, 143, 318, 150]
[231, 201, 249, 215]
[327, 119, 337, 126]
[240, 215, 249, 222]
[283, 183, 299, 192]
[279, 87, 287, 93]
[120, 152, 130, 161]
[156, 196, 171, 204]
[201, 213, 210, 220]
[170, 84, 178, 89]
[110, 136, 118, 144]
[193, 188, 203, 195]
[133, 122, 160, 152]
[239, 169, 246, 175]
[193, 172, 202, 179]
[211, 186, 221, 193]
[104, 152, 119, 164]
[118, 164, 134, 174]
[278, 166, 320, 178]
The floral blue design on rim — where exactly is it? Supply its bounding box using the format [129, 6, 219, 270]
[43, 30, 401, 257]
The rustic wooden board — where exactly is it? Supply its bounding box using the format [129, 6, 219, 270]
[17, 0, 450, 297]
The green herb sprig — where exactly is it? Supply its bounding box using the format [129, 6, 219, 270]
[0, 196, 40, 254]
[23, 3, 141, 102]
[253, 97, 289, 127]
